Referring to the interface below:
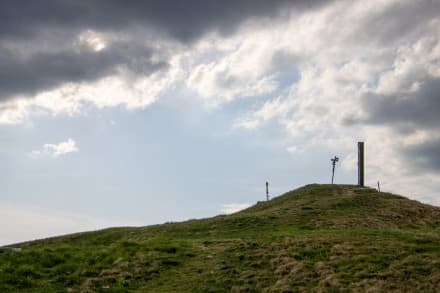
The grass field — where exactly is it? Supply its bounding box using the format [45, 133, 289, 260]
[1, 184, 440, 292]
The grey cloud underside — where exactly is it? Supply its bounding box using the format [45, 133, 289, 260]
[359, 78, 440, 172]
[0, 0, 332, 42]
[351, 1, 440, 46]
[404, 138, 440, 172]
[361, 78, 440, 131]
[0, 45, 167, 100]
[0, 0, 332, 101]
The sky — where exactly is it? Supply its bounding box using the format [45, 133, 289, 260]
[1, 0, 440, 246]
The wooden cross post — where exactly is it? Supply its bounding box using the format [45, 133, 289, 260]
[331, 156, 339, 184]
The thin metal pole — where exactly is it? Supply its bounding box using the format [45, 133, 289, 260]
[332, 163, 335, 184]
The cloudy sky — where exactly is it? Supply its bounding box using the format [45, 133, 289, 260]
[2, 0, 440, 245]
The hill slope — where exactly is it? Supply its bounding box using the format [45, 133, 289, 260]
[1, 184, 440, 292]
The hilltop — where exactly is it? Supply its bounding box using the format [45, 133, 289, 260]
[1, 184, 440, 292]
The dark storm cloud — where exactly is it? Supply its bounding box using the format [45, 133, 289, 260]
[404, 138, 440, 172]
[361, 78, 440, 130]
[0, 0, 332, 102]
[0, 44, 167, 100]
[351, 0, 440, 46]
[0, 0, 331, 42]
[357, 78, 440, 172]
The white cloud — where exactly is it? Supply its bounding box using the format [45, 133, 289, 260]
[185, 25, 292, 105]
[341, 152, 357, 172]
[31, 138, 78, 158]
[234, 95, 295, 130]
[0, 100, 28, 125]
[77, 30, 108, 52]
[286, 145, 305, 155]
[4, 64, 181, 122]
[200, 0, 440, 207]
[234, 117, 261, 130]
[220, 203, 252, 214]
[0, 203, 142, 246]
[226, 0, 440, 205]
[0, 32, 184, 124]
[0, 0, 439, 207]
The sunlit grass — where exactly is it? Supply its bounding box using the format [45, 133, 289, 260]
[1, 184, 439, 291]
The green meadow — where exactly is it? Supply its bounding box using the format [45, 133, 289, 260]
[1, 184, 439, 292]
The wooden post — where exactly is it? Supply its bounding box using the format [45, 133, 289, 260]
[358, 142, 365, 186]
[266, 181, 269, 201]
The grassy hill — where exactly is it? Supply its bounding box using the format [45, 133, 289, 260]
[1, 184, 440, 292]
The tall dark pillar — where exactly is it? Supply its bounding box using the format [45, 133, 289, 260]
[358, 142, 365, 186]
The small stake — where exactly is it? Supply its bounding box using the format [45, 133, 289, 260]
[377, 181, 381, 192]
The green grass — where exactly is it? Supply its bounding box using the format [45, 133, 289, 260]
[1, 184, 440, 292]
